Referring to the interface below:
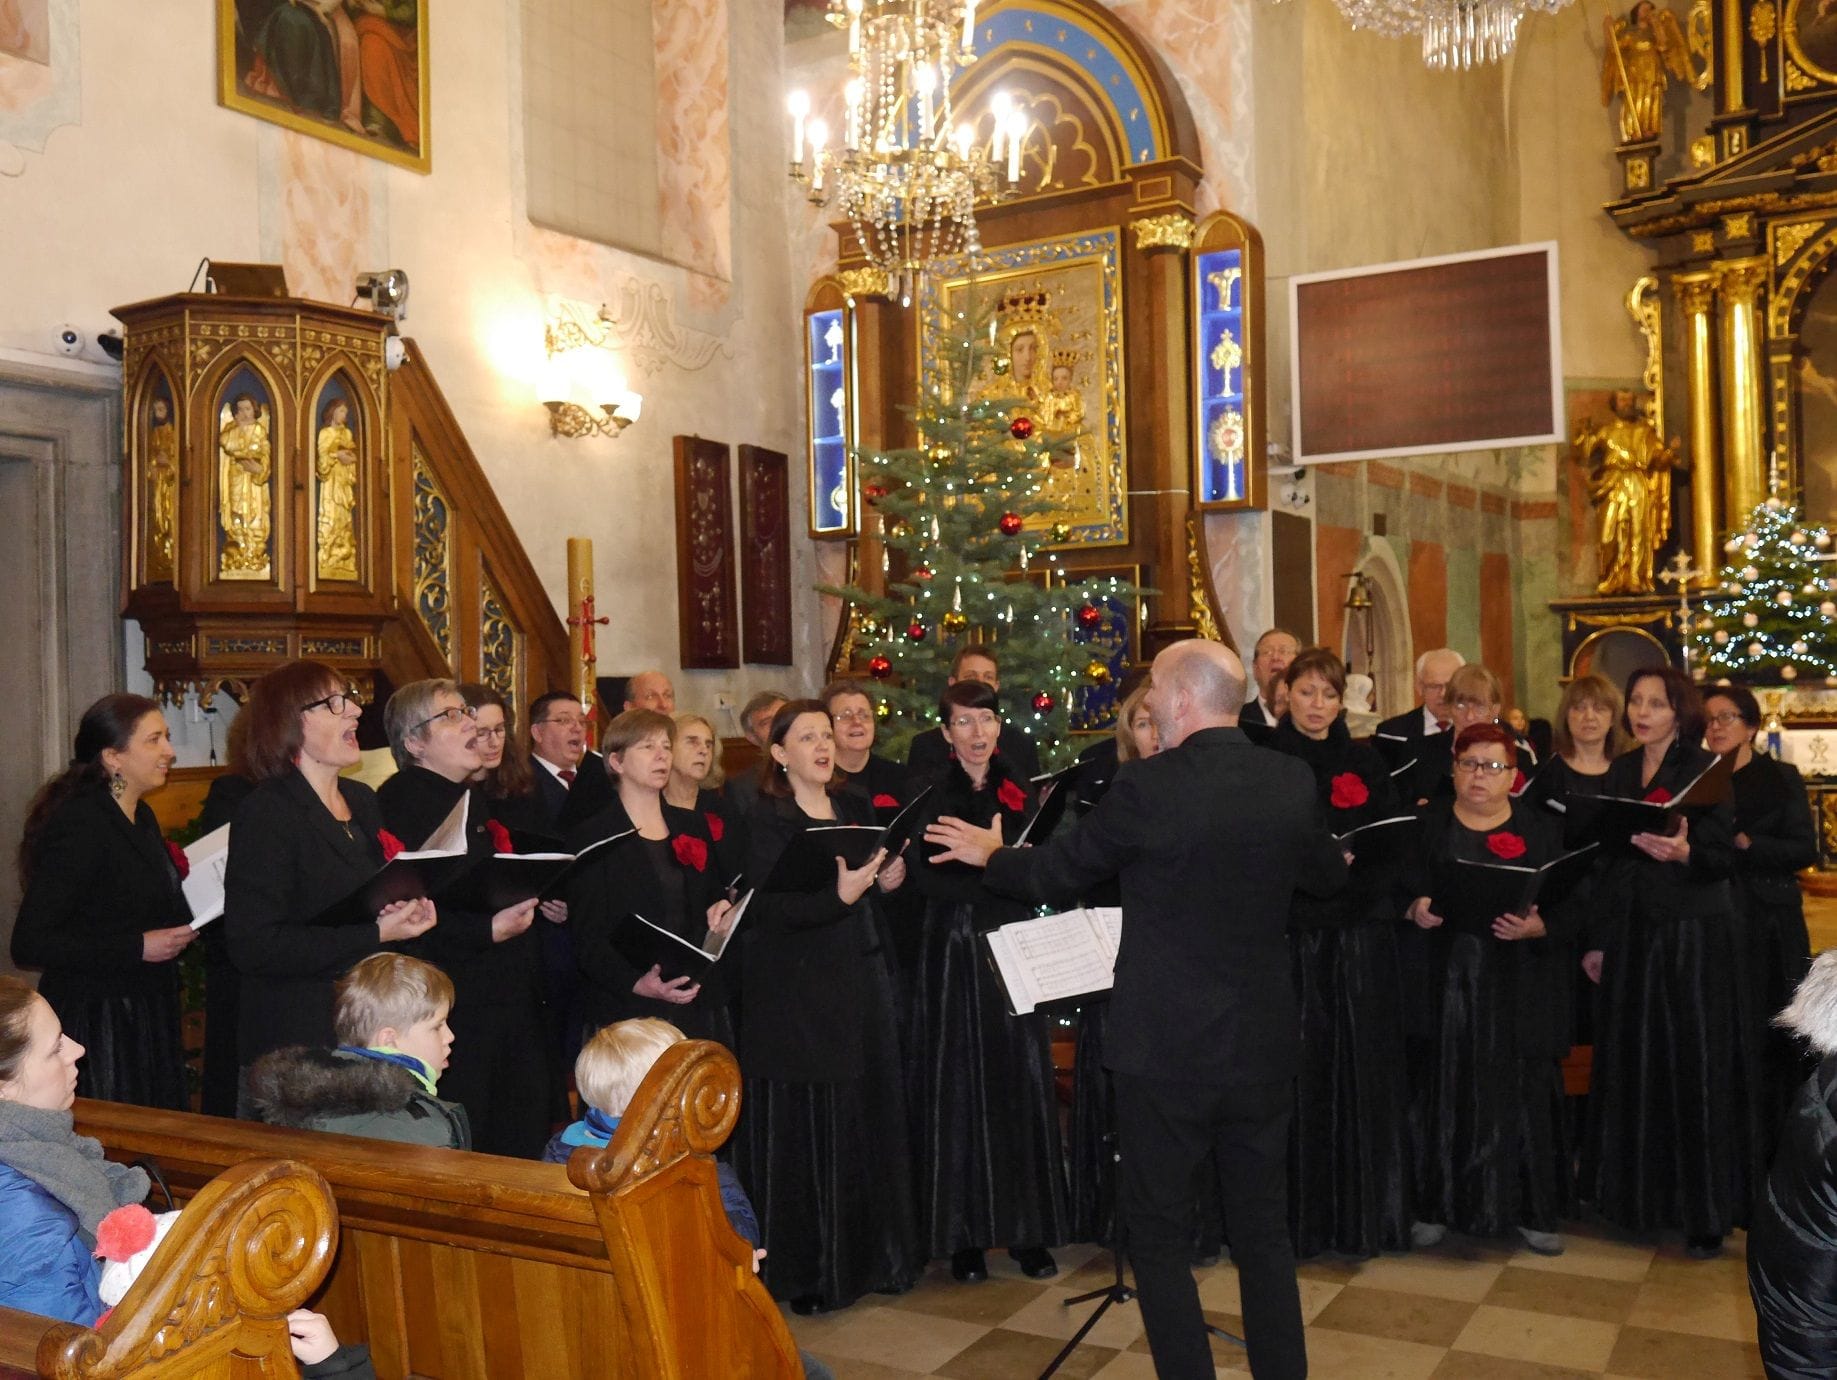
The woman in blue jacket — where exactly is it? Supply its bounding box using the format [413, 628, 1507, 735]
[0, 974, 149, 1324]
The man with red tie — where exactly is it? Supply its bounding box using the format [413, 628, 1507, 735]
[1372, 647, 1465, 773]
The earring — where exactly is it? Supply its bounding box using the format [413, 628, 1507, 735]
[109, 772, 126, 799]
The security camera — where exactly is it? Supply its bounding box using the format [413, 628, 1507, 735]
[55, 325, 83, 357]
[96, 331, 124, 362]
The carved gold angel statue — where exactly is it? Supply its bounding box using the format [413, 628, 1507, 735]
[1601, 1, 1696, 145]
[315, 396, 360, 582]
[145, 394, 178, 580]
[1573, 389, 1682, 595]
[218, 393, 272, 578]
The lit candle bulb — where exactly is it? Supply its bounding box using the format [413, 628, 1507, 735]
[990, 89, 1011, 160]
[787, 89, 809, 165]
[1006, 107, 1026, 182]
[962, 0, 978, 52]
[914, 62, 935, 141]
[847, 0, 862, 54]
[954, 122, 974, 160]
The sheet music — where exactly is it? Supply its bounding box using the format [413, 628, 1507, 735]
[703, 889, 754, 959]
[399, 792, 470, 859]
[182, 824, 231, 928]
[1089, 906, 1122, 961]
[984, 906, 1116, 1015]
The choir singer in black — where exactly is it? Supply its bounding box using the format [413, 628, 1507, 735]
[925, 639, 1344, 1380]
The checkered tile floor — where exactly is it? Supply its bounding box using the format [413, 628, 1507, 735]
[785, 1222, 1765, 1378]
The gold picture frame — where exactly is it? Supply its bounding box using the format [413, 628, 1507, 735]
[1784, 0, 1837, 87]
[218, 1, 430, 174]
[920, 229, 1130, 549]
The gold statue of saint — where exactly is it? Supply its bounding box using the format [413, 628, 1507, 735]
[1601, 2, 1696, 145]
[218, 393, 273, 578]
[146, 394, 178, 581]
[1574, 389, 1682, 595]
[315, 397, 360, 582]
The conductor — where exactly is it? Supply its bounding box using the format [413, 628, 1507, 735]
[925, 639, 1343, 1379]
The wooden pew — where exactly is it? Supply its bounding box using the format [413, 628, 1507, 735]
[0, 1156, 337, 1379]
[72, 1040, 801, 1380]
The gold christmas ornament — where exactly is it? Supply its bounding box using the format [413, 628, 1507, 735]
[1084, 658, 1111, 685]
[941, 610, 969, 633]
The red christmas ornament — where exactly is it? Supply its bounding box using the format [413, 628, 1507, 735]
[1032, 691, 1055, 713]
[863, 482, 888, 503]
[998, 512, 1023, 536]
[907, 620, 928, 642]
[1009, 416, 1035, 440]
[867, 655, 893, 680]
[1076, 603, 1102, 628]
[913, 565, 934, 582]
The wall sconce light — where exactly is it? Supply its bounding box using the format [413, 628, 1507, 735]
[538, 324, 644, 440]
[353, 269, 411, 322]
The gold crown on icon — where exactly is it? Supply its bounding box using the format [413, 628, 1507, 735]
[997, 288, 1054, 328]
[1049, 347, 1084, 372]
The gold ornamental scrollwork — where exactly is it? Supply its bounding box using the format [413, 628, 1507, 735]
[1775, 220, 1822, 264]
[1787, 58, 1820, 89]
[1752, 1, 1778, 81]
[1131, 213, 1196, 252]
[1785, 0, 1837, 83]
[1185, 513, 1223, 643]
[1627, 275, 1664, 418]
[1724, 211, 1756, 239]
[837, 268, 888, 303]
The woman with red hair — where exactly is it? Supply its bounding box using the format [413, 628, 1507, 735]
[1404, 722, 1572, 1256]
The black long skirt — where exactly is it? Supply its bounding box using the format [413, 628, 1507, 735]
[1744, 892, 1815, 1135]
[1583, 905, 1762, 1237]
[737, 952, 920, 1307]
[1412, 933, 1565, 1239]
[1291, 923, 1413, 1258]
[907, 900, 1069, 1257]
[441, 997, 553, 1159]
[45, 981, 188, 1111]
[1067, 1001, 1115, 1246]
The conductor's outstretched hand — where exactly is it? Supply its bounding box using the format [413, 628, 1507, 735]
[923, 815, 1004, 868]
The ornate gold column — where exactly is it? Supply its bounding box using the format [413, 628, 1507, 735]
[1716, 258, 1769, 524]
[1131, 211, 1198, 643]
[1674, 271, 1721, 580]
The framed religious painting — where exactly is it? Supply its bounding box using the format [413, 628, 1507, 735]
[218, 0, 430, 173]
[919, 229, 1129, 549]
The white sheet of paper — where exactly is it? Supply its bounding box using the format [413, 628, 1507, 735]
[182, 824, 232, 928]
[396, 792, 470, 860]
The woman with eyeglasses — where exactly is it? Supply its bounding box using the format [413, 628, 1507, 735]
[1403, 722, 1571, 1256]
[224, 661, 437, 1075]
[376, 679, 547, 1157]
[11, 694, 195, 1109]
[905, 680, 1068, 1286]
[1580, 666, 1762, 1259]
[733, 700, 919, 1313]
[1703, 684, 1817, 1133]
[1405, 663, 1537, 808]
[1271, 648, 1412, 1259]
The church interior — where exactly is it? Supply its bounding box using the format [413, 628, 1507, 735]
[2, 0, 1836, 1374]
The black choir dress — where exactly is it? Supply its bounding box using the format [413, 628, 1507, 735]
[906, 762, 1069, 1259]
[1728, 751, 1818, 1130]
[1519, 756, 1612, 1064]
[1580, 740, 1764, 1239]
[1407, 798, 1572, 1239]
[563, 799, 732, 1050]
[1272, 717, 1412, 1258]
[733, 790, 919, 1307]
[11, 784, 191, 1109]
[195, 772, 255, 1117]
[376, 766, 550, 1158]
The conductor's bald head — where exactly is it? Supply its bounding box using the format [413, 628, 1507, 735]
[1146, 640, 1248, 749]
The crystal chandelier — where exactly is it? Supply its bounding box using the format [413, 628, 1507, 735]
[788, 0, 1023, 306]
[1326, 0, 1573, 69]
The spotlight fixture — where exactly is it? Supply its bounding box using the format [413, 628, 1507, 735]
[353, 269, 410, 322]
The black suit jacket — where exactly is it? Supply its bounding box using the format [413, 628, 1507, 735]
[224, 771, 392, 1064]
[984, 726, 1346, 1085]
[556, 752, 617, 834]
[906, 721, 1041, 783]
[1731, 754, 1818, 907]
[1373, 705, 1441, 772]
[12, 784, 189, 1002]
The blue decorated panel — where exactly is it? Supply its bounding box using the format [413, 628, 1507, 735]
[807, 308, 852, 535]
[1194, 247, 1247, 506]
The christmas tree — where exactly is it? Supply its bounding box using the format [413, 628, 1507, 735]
[1686, 494, 1837, 684]
[824, 299, 1147, 767]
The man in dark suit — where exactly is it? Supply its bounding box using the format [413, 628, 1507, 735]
[1238, 627, 1299, 732]
[926, 640, 1343, 1380]
[526, 691, 615, 833]
[905, 645, 1042, 782]
[1372, 646, 1464, 771]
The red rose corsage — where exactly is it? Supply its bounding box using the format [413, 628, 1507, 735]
[704, 811, 725, 843]
[378, 829, 405, 861]
[165, 840, 190, 880]
[1485, 831, 1527, 861]
[871, 793, 901, 809]
[1642, 786, 1671, 804]
[1328, 773, 1369, 810]
[485, 819, 514, 854]
[996, 778, 1027, 813]
[672, 835, 709, 872]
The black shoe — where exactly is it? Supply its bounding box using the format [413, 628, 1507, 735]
[1685, 1234, 1724, 1260]
[951, 1247, 988, 1282]
[1010, 1246, 1059, 1279]
[790, 1294, 827, 1315]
